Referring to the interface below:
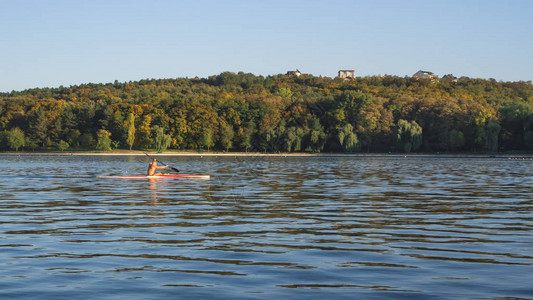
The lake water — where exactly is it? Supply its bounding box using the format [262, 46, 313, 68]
[0, 155, 532, 299]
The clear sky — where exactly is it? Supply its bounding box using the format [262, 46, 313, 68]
[1, 0, 532, 92]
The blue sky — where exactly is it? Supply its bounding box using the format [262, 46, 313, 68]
[1, 0, 532, 92]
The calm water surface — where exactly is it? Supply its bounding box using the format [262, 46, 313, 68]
[0, 155, 532, 299]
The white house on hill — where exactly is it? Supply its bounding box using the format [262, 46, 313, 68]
[413, 70, 438, 79]
[286, 69, 302, 77]
[338, 70, 355, 79]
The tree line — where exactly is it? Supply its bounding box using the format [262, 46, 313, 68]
[1, 72, 532, 153]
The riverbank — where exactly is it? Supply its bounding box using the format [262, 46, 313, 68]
[1, 150, 531, 159]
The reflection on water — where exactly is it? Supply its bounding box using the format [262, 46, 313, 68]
[0, 155, 532, 299]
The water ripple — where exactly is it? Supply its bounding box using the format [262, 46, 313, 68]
[0, 155, 532, 299]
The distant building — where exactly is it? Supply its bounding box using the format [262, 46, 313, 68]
[286, 69, 302, 77]
[413, 70, 438, 79]
[338, 70, 355, 79]
[441, 74, 458, 82]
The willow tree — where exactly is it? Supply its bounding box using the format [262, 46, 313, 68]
[152, 126, 172, 152]
[338, 124, 358, 152]
[305, 117, 326, 152]
[485, 121, 501, 153]
[396, 119, 422, 153]
[285, 126, 304, 152]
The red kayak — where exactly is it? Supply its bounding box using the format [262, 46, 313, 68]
[97, 174, 210, 179]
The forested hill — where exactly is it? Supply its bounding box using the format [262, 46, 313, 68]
[1, 72, 532, 153]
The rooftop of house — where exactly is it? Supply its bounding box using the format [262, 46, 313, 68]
[442, 74, 458, 81]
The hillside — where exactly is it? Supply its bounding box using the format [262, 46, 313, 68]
[1, 72, 532, 153]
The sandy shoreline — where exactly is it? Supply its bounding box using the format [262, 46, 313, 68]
[0, 150, 529, 159]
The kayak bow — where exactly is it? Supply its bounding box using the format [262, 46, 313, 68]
[97, 174, 210, 179]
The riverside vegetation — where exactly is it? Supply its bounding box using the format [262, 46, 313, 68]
[1, 72, 532, 153]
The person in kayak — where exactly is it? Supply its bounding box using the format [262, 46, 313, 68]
[147, 158, 168, 176]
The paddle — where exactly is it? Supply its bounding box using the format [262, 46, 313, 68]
[144, 153, 180, 173]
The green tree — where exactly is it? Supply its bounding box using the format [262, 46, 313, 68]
[201, 128, 215, 151]
[240, 123, 254, 152]
[306, 117, 326, 152]
[80, 133, 94, 148]
[220, 122, 234, 152]
[448, 129, 465, 151]
[56, 140, 69, 152]
[24, 137, 38, 151]
[96, 129, 112, 151]
[499, 101, 533, 149]
[66, 129, 81, 147]
[27, 108, 47, 148]
[485, 121, 501, 153]
[152, 126, 172, 152]
[338, 124, 358, 152]
[338, 90, 373, 125]
[473, 125, 486, 151]
[275, 87, 293, 100]
[161, 134, 172, 152]
[137, 114, 153, 149]
[110, 110, 124, 143]
[6, 127, 25, 151]
[126, 113, 136, 150]
[396, 119, 423, 153]
[285, 127, 305, 152]
[60, 105, 78, 132]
